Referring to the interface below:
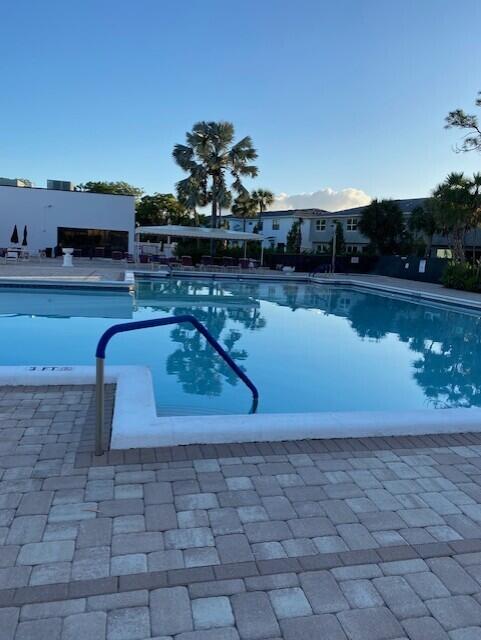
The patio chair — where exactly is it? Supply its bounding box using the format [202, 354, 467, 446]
[200, 255, 216, 271]
[149, 255, 162, 270]
[124, 252, 135, 263]
[111, 250, 123, 261]
[181, 255, 193, 269]
[94, 247, 105, 258]
[221, 256, 236, 271]
[239, 258, 250, 270]
[5, 250, 18, 264]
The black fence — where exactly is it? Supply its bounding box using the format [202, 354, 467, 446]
[263, 253, 378, 274]
[263, 253, 448, 284]
[371, 256, 448, 283]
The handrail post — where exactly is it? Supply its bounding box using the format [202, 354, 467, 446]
[95, 357, 105, 456]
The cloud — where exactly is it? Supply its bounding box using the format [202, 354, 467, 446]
[269, 187, 372, 212]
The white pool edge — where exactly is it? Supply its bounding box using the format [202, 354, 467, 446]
[1, 365, 480, 449]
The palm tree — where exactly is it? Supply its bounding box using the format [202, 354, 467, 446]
[173, 122, 258, 252]
[231, 194, 257, 232]
[176, 175, 206, 227]
[433, 172, 481, 263]
[252, 189, 274, 231]
[231, 194, 257, 257]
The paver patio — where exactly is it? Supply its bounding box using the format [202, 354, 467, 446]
[2, 385, 481, 638]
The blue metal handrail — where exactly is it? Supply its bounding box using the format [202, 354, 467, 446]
[95, 314, 259, 455]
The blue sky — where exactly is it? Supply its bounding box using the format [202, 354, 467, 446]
[1, 0, 480, 210]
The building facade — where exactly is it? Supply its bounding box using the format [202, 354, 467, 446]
[225, 209, 327, 251]
[0, 182, 135, 256]
[225, 199, 446, 255]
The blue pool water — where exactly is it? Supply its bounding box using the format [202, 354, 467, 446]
[1, 278, 480, 415]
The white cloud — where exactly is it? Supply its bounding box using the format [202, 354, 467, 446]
[269, 187, 372, 212]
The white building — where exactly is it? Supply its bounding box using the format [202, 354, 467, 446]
[0, 181, 135, 257]
[225, 209, 324, 251]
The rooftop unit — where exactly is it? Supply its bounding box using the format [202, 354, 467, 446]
[47, 179, 75, 191]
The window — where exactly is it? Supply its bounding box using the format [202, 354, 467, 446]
[315, 219, 326, 231]
[272, 219, 279, 230]
[57, 227, 128, 257]
[347, 217, 358, 231]
[346, 244, 359, 254]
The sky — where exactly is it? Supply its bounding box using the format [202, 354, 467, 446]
[1, 0, 480, 211]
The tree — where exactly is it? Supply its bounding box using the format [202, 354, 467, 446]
[286, 219, 303, 253]
[251, 189, 274, 230]
[231, 193, 257, 232]
[445, 91, 481, 153]
[432, 172, 481, 263]
[408, 200, 439, 258]
[173, 121, 258, 252]
[176, 176, 207, 227]
[358, 199, 405, 255]
[76, 181, 143, 198]
[331, 221, 345, 255]
[135, 193, 190, 227]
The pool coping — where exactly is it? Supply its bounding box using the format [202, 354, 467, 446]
[2, 365, 481, 449]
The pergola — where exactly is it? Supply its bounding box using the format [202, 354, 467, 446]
[135, 225, 265, 264]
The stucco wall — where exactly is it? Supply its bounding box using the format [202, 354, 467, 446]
[0, 186, 135, 252]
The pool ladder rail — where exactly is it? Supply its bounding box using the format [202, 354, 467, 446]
[94, 314, 259, 456]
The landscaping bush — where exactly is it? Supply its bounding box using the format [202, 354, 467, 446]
[441, 262, 480, 292]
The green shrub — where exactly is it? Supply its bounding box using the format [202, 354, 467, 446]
[441, 262, 480, 292]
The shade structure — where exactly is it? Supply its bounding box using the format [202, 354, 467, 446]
[135, 225, 263, 242]
[10, 225, 19, 244]
[22, 225, 28, 246]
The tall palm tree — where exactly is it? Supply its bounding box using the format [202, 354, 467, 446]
[173, 122, 258, 252]
[251, 189, 274, 230]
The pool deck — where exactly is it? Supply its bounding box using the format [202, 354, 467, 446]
[3, 385, 481, 639]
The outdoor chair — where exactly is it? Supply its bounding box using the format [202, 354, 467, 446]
[95, 247, 105, 258]
[5, 250, 18, 264]
[124, 252, 135, 263]
[149, 255, 162, 270]
[222, 256, 236, 272]
[112, 250, 123, 261]
[181, 255, 193, 269]
[200, 255, 217, 271]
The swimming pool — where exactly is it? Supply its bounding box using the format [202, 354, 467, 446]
[1, 277, 481, 417]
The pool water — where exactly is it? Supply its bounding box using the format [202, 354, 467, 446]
[1, 278, 481, 415]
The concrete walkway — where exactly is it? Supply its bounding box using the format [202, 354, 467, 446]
[2, 386, 481, 638]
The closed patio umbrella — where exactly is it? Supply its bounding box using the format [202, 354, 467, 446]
[10, 225, 19, 244]
[22, 225, 28, 246]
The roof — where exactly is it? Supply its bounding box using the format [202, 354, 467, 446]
[323, 198, 426, 218]
[225, 207, 327, 220]
[135, 225, 263, 241]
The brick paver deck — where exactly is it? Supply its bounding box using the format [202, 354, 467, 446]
[2, 386, 481, 638]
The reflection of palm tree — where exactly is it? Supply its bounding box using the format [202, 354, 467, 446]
[345, 292, 481, 408]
